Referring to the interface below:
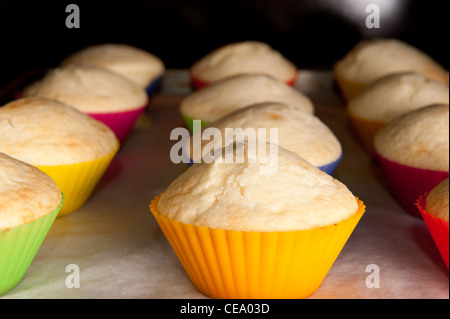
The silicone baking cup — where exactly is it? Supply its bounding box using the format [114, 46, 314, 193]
[416, 194, 449, 269]
[87, 104, 147, 144]
[150, 194, 365, 299]
[347, 110, 385, 155]
[36, 142, 119, 216]
[145, 76, 162, 97]
[189, 71, 299, 91]
[181, 113, 208, 134]
[376, 153, 449, 218]
[333, 72, 367, 102]
[0, 195, 64, 296]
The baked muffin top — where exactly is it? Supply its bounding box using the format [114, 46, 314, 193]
[190, 41, 298, 84]
[180, 73, 314, 122]
[157, 141, 358, 232]
[22, 64, 148, 113]
[334, 38, 448, 86]
[187, 102, 341, 167]
[0, 152, 62, 229]
[347, 72, 449, 123]
[426, 178, 449, 221]
[374, 104, 449, 171]
[0, 97, 118, 166]
[60, 43, 165, 88]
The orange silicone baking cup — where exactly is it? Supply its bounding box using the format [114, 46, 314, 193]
[416, 194, 449, 269]
[150, 194, 365, 299]
[347, 110, 385, 155]
[333, 71, 367, 102]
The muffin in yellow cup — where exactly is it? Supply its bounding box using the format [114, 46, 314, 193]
[179, 73, 314, 133]
[0, 153, 64, 296]
[347, 72, 449, 154]
[333, 38, 448, 101]
[150, 141, 365, 299]
[189, 41, 299, 89]
[0, 97, 118, 216]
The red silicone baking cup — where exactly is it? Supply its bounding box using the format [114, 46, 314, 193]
[416, 194, 449, 269]
[190, 70, 299, 90]
[86, 104, 147, 144]
[375, 152, 449, 218]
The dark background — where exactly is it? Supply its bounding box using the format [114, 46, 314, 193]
[0, 0, 447, 92]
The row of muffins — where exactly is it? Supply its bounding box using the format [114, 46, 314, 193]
[333, 38, 449, 269]
[2, 40, 353, 298]
[1, 38, 448, 299]
[152, 38, 449, 298]
[0, 44, 166, 295]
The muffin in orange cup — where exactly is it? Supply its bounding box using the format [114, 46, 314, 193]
[150, 141, 365, 299]
[59, 43, 165, 96]
[374, 104, 449, 217]
[333, 38, 448, 101]
[21, 64, 148, 144]
[180, 73, 314, 133]
[189, 41, 298, 90]
[347, 72, 449, 154]
[416, 178, 449, 269]
[0, 97, 119, 216]
[0, 153, 64, 296]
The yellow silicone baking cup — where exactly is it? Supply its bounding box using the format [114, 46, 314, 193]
[150, 194, 365, 299]
[36, 141, 119, 216]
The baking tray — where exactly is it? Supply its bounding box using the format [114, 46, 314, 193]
[0, 69, 448, 299]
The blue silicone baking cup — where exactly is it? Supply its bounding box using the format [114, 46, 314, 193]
[145, 76, 162, 96]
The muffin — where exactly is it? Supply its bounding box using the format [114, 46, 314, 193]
[60, 43, 165, 95]
[416, 178, 449, 269]
[22, 64, 148, 143]
[150, 141, 365, 299]
[374, 104, 449, 217]
[347, 72, 449, 154]
[0, 152, 64, 295]
[189, 41, 298, 89]
[334, 38, 449, 101]
[180, 73, 314, 132]
[185, 102, 342, 175]
[0, 97, 119, 216]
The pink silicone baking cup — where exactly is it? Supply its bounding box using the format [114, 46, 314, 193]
[190, 70, 299, 90]
[416, 194, 449, 269]
[376, 152, 449, 218]
[87, 104, 147, 144]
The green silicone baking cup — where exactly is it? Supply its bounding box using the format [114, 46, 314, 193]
[0, 194, 64, 296]
[180, 113, 209, 134]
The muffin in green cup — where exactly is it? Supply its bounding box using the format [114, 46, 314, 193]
[0, 153, 64, 296]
